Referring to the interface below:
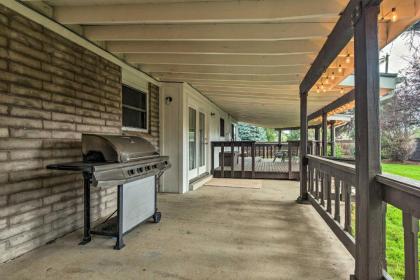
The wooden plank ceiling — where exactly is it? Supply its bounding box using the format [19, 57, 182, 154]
[23, 0, 420, 128]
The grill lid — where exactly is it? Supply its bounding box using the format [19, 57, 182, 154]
[82, 134, 158, 163]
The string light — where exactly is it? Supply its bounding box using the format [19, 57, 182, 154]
[331, 72, 335, 80]
[345, 53, 351, 64]
[391, 7, 397, 22]
[325, 76, 329, 84]
[322, 87, 326, 93]
[340, 88, 344, 94]
[338, 64, 343, 73]
[316, 86, 320, 94]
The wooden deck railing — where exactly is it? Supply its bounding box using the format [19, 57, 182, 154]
[211, 141, 300, 180]
[305, 155, 420, 279]
[211, 141, 256, 179]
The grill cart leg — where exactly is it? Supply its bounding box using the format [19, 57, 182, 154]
[114, 184, 125, 250]
[80, 172, 92, 245]
[153, 174, 161, 223]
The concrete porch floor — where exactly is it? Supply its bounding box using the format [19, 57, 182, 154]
[0, 180, 354, 280]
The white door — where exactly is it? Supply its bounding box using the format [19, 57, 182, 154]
[188, 106, 207, 181]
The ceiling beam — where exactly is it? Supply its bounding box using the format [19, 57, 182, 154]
[106, 40, 324, 55]
[140, 64, 309, 75]
[127, 53, 314, 66]
[85, 23, 335, 41]
[153, 72, 301, 82]
[54, 0, 346, 24]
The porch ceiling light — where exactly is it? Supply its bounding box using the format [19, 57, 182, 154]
[345, 53, 351, 64]
[391, 7, 397, 22]
[338, 64, 343, 73]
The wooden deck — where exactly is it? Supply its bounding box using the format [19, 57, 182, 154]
[213, 157, 300, 180]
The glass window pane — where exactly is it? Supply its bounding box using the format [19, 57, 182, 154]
[189, 108, 196, 170]
[122, 85, 147, 129]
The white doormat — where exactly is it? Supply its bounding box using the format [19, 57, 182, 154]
[205, 178, 262, 189]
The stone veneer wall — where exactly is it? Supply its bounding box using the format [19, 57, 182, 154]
[0, 5, 160, 262]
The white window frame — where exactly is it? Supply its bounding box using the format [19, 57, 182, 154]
[121, 84, 149, 133]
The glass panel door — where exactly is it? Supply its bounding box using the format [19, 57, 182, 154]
[188, 107, 196, 171]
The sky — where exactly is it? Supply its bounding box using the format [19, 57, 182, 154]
[380, 30, 420, 74]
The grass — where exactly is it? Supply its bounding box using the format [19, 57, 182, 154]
[349, 163, 420, 279]
[381, 163, 420, 280]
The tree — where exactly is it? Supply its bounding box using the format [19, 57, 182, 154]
[381, 54, 420, 161]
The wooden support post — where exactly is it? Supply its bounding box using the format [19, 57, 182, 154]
[330, 121, 336, 157]
[322, 111, 328, 157]
[278, 130, 282, 145]
[297, 91, 309, 203]
[354, 2, 385, 279]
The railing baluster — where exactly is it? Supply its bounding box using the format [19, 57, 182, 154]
[211, 142, 215, 174]
[231, 141, 234, 178]
[403, 212, 419, 280]
[334, 178, 341, 222]
[241, 143, 245, 178]
[315, 169, 319, 199]
[344, 183, 352, 234]
[320, 172, 325, 206]
[221, 143, 225, 178]
[288, 143, 292, 179]
[308, 167, 313, 195]
[251, 142, 255, 179]
[325, 174, 331, 214]
[326, 174, 332, 213]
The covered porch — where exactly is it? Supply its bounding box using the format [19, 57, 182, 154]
[0, 180, 354, 280]
[0, 0, 419, 280]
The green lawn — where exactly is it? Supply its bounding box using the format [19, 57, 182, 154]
[382, 163, 420, 279]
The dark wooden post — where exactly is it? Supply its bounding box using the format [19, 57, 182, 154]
[330, 121, 336, 157]
[315, 126, 320, 156]
[297, 91, 309, 202]
[354, 2, 385, 279]
[278, 129, 282, 144]
[322, 111, 328, 156]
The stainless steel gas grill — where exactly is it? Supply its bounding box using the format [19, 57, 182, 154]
[47, 134, 170, 250]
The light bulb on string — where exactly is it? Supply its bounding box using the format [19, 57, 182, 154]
[345, 53, 351, 64]
[338, 64, 343, 73]
[331, 72, 335, 80]
[391, 7, 397, 22]
[340, 88, 344, 94]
